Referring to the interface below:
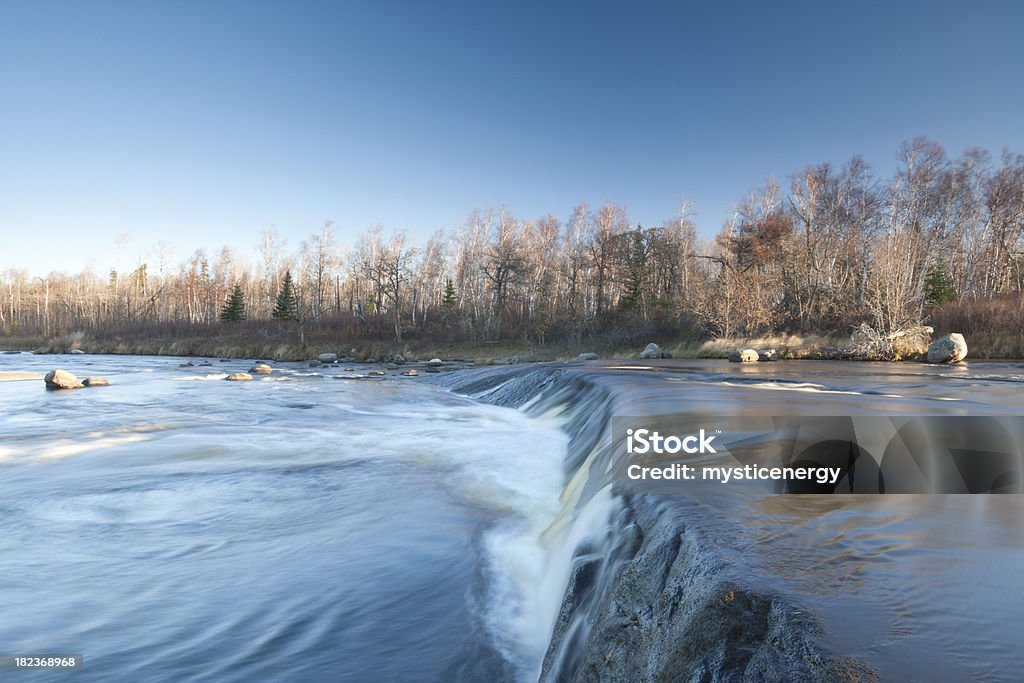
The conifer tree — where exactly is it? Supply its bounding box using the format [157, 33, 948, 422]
[272, 271, 299, 321]
[220, 282, 246, 322]
[441, 278, 457, 309]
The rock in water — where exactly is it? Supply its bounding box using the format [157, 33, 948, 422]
[69, 348, 85, 354]
[427, 358, 444, 367]
[390, 354, 407, 365]
[249, 363, 273, 375]
[318, 353, 338, 363]
[928, 333, 968, 363]
[728, 349, 759, 363]
[225, 372, 253, 381]
[82, 377, 109, 387]
[757, 349, 777, 361]
[576, 352, 600, 361]
[640, 343, 669, 359]
[403, 369, 418, 376]
[44, 369, 84, 389]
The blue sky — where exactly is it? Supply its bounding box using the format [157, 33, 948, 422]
[2, 1, 1023, 275]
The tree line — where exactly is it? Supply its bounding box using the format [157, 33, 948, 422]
[2, 137, 1022, 349]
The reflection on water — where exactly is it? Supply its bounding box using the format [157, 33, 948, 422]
[575, 359, 1024, 683]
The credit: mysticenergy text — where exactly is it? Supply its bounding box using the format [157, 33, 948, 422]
[624, 428, 842, 485]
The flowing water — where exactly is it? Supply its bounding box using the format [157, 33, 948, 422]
[0, 354, 573, 682]
[2, 354, 1024, 682]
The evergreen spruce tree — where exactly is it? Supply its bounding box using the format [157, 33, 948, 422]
[272, 271, 299, 321]
[220, 282, 247, 322]
[924, 260, 956, 305]
[441, 278, 457, 309]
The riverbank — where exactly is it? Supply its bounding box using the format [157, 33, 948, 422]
[2, 329, 1016, 362]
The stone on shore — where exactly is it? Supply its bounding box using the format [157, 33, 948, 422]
[927, 333, 968, 363]
[82, 377, 110, 387]
[44, 369, 84, 389]
[249, 363, 273, 375]
[225, 372, 253, 381]
[640, 343, 670, 359]
[728, 349, 759, 363]
[576, 352, 600, 361]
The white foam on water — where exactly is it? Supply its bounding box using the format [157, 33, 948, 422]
[170, 373, 230, 381]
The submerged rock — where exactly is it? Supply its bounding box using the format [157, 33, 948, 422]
[728, 348, 759, 363]
[928, 333, 968, 363]
[640, 342, 670, 359]
[44, 369, 84, 390]
[82, 377, 109, 387]
[249, 363, 273, 375]
[225, 372, 253, 381]
[576, 352, 600, 361]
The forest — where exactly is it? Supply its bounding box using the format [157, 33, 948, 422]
[2, 137, 1023, 359]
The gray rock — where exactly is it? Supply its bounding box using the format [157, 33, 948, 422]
[82, 377, 109, 387]
[576, 352, 600, 361]
[403, 369, 419, 376]
[728, 348, 759, 363]
[44, 369, 84, 390]
[757, 348, 777, 361]
[928, 333, 968, 363]
[318, 353, 338, 363]
[224, 372, 253, 381]
[369, 370, 386, 376]
[391, 354, 407, 365]
[427, 358, 444, 367]
[640, 342, 670, 359]
[249, 363, 273, 375]
[69, 348, 85, 354]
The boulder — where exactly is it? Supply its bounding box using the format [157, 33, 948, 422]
[391, 354, 407, 365]
[69, 348, 85, 354]
[728, 349, 759, 363]
[640, 343, 670, 359]
[427, 358, 444, 367]
[82, 377, 109, 387]
[249, 363, 273, 375]
[44, 369, 84, 390]
[225, 372, 253, 381]
[318, 353, 338, 363]
[928, 333, 968, 364]
[757, 349, 777, 362]
[576, 352, 600, 361]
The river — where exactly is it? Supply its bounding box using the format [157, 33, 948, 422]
[2, 353, 1023, 681]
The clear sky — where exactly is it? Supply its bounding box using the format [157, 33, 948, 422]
[2, 1, 1023, 275]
